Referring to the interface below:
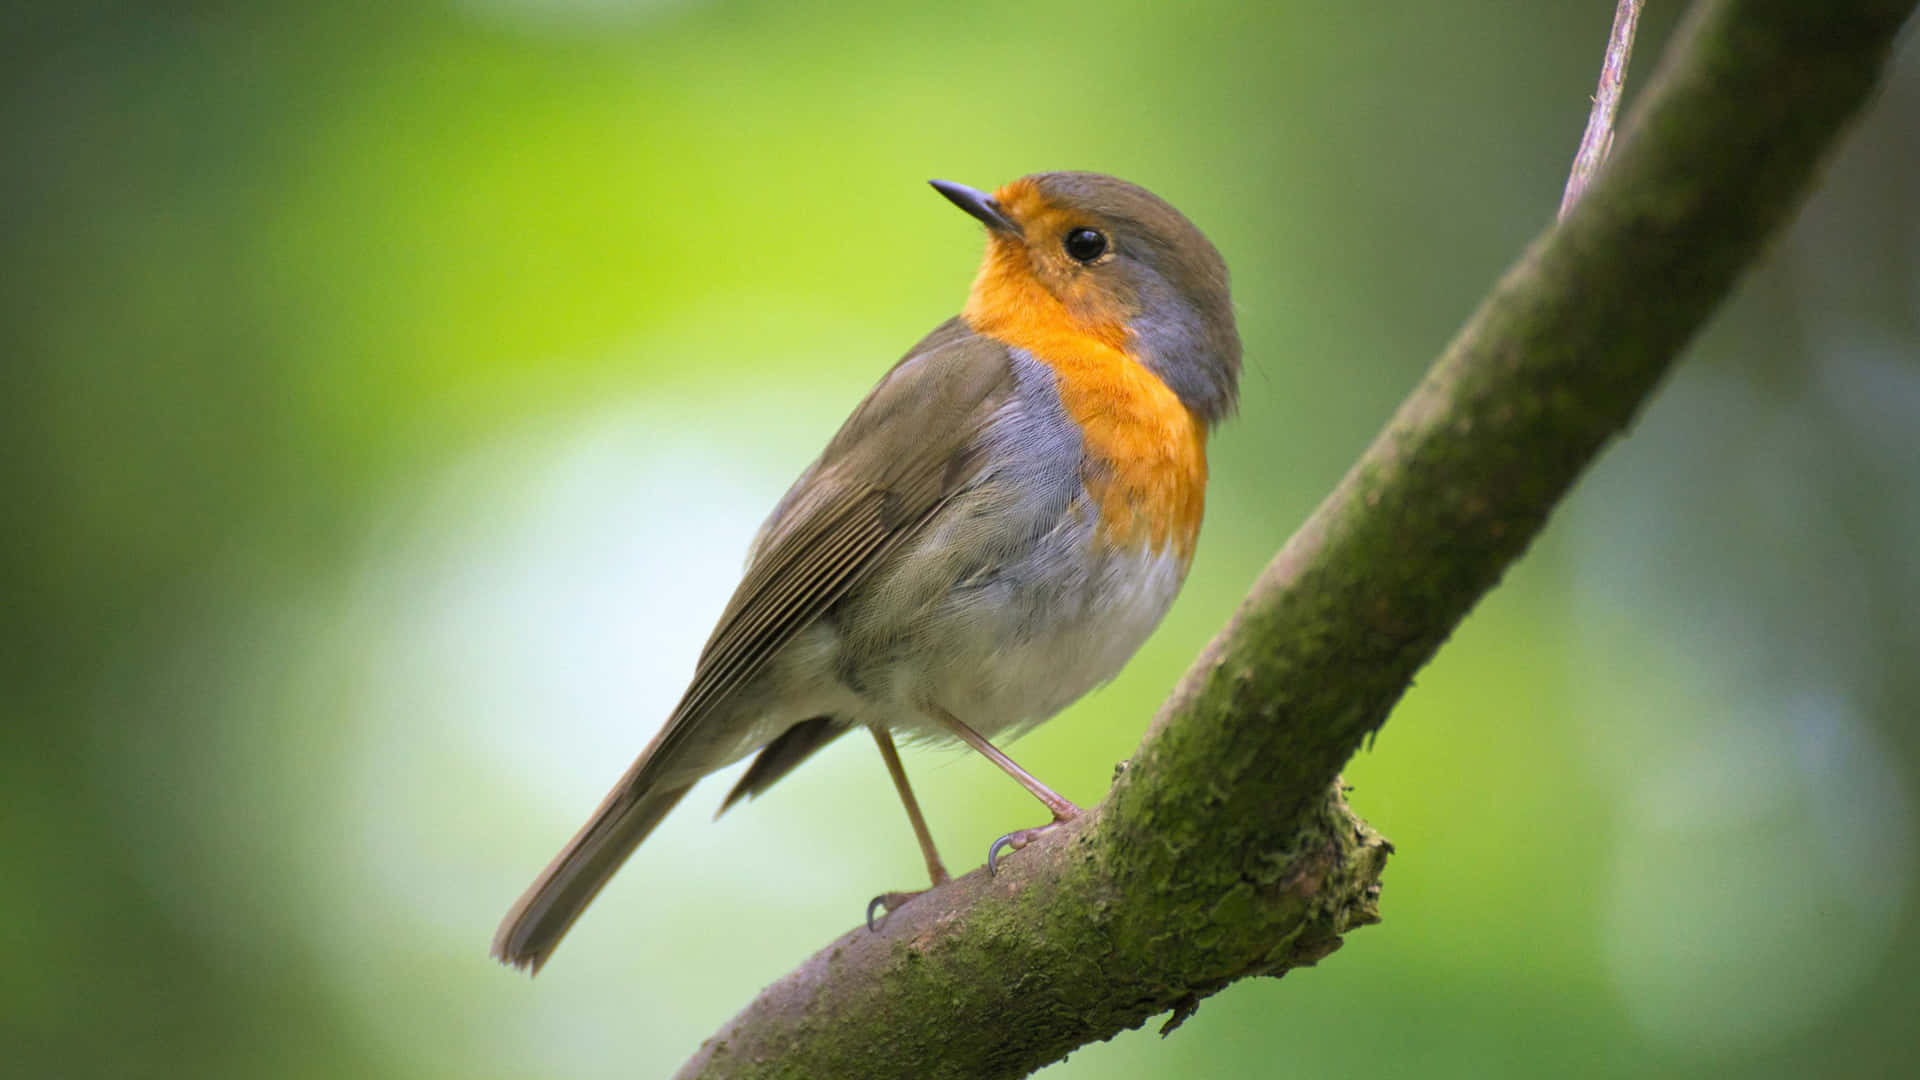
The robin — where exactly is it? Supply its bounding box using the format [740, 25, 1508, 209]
[493, 171, 1240, 973]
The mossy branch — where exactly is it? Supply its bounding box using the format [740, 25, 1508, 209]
[676, 2, 1917, 1076]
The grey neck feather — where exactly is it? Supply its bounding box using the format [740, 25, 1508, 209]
[1127, 277, 1241, 428]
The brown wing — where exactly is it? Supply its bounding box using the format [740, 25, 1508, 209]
[655, 319, 1010, 762]
[715, 715, 839, 815]
[493, 322, 1014, 971]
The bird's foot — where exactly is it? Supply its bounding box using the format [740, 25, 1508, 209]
[987, 803, 1082, 875]
[865, 889, 928, 932]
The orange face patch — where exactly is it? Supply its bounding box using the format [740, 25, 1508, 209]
[960, 181, 1208, 563]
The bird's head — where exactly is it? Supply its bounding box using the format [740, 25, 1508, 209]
[933, 172, 1241, 427]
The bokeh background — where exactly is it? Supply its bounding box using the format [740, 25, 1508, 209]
[6, 2, 1917, 1077]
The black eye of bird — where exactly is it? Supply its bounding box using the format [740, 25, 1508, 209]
[1063, 227, 1108, 263]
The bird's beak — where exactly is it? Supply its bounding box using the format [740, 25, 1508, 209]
[929, 180, 1022, 237]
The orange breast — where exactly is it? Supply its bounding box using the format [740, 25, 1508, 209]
[963, 242, 1208, 564]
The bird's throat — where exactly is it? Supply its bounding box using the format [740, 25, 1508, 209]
[962, 244, 1208, 564]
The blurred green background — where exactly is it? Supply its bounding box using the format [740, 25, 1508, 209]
[5, 2, 1917, 1077]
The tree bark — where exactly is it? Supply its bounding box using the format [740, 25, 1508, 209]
[677, 2, 1919, 1076]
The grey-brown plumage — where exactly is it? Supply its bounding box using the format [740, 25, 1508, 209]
[492, 331, 1019, 971]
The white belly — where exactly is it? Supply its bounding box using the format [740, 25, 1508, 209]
[866, 534, 1189, 743]
[697, 533, 1189, 774]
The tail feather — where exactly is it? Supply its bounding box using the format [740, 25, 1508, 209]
[492, 779, 692, 974]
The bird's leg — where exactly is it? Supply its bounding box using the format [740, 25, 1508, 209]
[924, 702, 1081, 873]
[871, 725, 950, 885]
[865, 725, 949, 931]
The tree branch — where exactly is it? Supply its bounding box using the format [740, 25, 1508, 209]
[676, 2, 1917, 1076]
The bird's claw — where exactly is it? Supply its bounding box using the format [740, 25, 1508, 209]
[865, 890, 923, 932]
[987, 832, 1020, 875]
[988, 819, 1067, 875]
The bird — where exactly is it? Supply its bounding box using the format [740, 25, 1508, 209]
[493, 171, 1240, 973]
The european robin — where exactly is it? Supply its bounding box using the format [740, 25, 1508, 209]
[494, 172, 1240, 972]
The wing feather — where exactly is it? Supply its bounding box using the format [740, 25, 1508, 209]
[646, 325, 1014, 777]
[494, 326, 1017, 971]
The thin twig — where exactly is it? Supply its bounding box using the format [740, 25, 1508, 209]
[1561, 1, 1646, 217]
